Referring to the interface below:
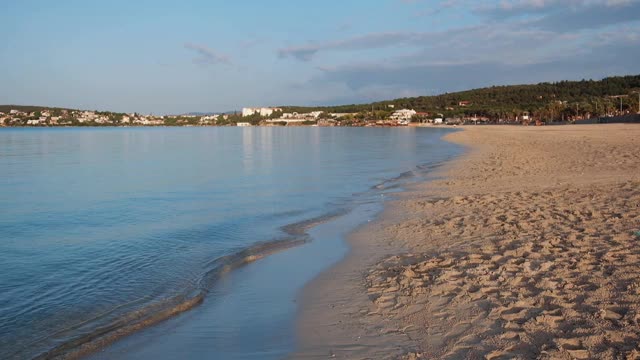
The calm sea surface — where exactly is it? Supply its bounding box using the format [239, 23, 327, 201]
[0, 127, 461, 359]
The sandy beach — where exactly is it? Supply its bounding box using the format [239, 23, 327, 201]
[295, 124, 640, 359]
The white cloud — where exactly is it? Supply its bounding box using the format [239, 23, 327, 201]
[184, 43, 232, 66]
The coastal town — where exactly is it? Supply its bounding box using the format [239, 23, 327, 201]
[0, 105, 483, 128]
[2, 102, 638, 128]
[2, 75, 639, 128]
[0, 106, 453, 127]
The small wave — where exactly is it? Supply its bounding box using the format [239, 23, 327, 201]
[371, 170, 416, 190]
[29, 211, 346, 360]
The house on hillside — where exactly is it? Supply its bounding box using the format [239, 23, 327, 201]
[390, 109, 417, 121]
[330, 113, 357, 118]
[242, 107, 282, 117]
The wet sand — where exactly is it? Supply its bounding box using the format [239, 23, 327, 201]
[295, 124, 640, 359]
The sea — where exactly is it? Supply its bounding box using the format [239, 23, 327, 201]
[0, 126, 461, 359]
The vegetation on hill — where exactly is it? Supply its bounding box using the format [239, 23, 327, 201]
[280, 75, 640, 121]
[2, 75, 639, 126]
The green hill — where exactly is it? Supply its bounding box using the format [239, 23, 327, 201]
[3, 74, 639, 122]
[281, 75, 640, 119]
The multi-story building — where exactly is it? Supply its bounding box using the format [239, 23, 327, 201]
[242, 107, 282, 117]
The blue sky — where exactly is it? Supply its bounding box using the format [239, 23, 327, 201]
[1, 0, 639, 114]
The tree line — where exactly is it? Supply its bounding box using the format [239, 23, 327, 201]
[278, 75, 640, 121]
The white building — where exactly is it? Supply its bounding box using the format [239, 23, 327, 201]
[390, 109, 417, 121]
[330, 113, 357, 118]
[242, 107, 282, 117]
[237, 122, 251, 127]
[281, 111, 323, 120]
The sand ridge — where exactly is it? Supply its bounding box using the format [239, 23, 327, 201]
[295, 124, 640, 359]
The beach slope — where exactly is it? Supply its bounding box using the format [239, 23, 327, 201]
[295, 124, 640, 359]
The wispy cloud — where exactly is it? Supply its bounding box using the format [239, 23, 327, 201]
[290, 22, 640, 105]
[278, 0, 640, 65]
[278, 33, 417, 61]
[475, 0, 640, 31]
[277, 30, 469, 61]
[528, 1, 640, 31]
[184, 43, 232, 66]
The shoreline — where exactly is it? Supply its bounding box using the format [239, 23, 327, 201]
[292, 129, 469, 360]
[31, 210, 346, 360]
[294, 124, 640, 359]
[53, 128, 459, 360]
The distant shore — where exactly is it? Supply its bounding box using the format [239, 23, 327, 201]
[294, 124, 640, 359]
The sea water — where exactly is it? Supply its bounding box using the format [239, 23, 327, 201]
[0, 127, 461, 359]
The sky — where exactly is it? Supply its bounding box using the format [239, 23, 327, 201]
[1, 0, 639, 114]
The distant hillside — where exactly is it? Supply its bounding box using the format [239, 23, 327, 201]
[0, 105, 76, 114]
[3, 74, 639, 121]
[0, 106, 235, 117]
[280, 75, 640, 118]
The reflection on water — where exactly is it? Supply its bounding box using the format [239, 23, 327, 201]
[0, 127, 460, 359]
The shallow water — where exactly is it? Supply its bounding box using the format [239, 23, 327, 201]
[0, 127, 460, 359]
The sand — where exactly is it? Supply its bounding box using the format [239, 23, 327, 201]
[294, 124, 640, 359]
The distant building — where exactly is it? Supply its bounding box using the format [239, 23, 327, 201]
[458, 101, 471, 107]
[237, 122, 251, 127]
[330, 113, 357, 118]
[94, 116, 110, 124]
[390, 109, 417, 121]
[281, 111, 323, 120]
[200, 115, 217, 124]
[242, 107, 282, 117]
